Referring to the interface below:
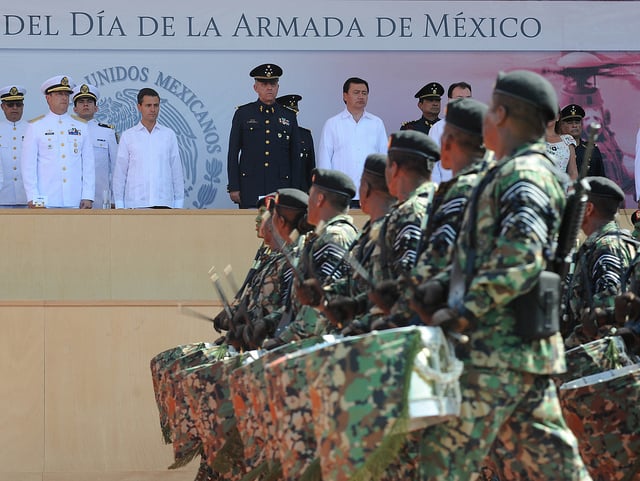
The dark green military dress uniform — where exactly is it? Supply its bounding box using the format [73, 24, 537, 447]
[560, 104, 605, 177]
[400, 81, 444, 135]
[227, 65, 302, 208]
[227, 100, 300, 208]
[277, 94, 316, 191]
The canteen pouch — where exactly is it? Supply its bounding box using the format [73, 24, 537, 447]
[511, 270, 560, 341]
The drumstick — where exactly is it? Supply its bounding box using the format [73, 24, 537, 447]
[209, 268, 234, 323]
[178, 304, 214, 323]
[224, 264, 240, 298]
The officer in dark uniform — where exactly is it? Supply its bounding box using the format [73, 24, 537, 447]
[276, 93, 315, 191]
[400, 82, 445, 135]
[559, 103, 606, 177]
[227, 64, 301, 208]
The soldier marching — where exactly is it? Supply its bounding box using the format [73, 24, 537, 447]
[149, 67, 640, 481]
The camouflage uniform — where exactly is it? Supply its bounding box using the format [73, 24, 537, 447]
[252, 215, 357, 481]
[237, 249, 285, 338]
[360, 181, 436, 329]
[412, 157, 489, 284]
[345, 217, 384, 296]
[555, 248, 640, 481]
[420, 141, 592, 481]
[214, 243, 271, 337]
[374, 182, 436, 282]
[274, 214, 358, 343]
[237, 243, 271, 299]
[259, 235, 306, 341]
[332, 216, 386, 332]
[563, 221, 637, 346]
[150, 342, 214, 444]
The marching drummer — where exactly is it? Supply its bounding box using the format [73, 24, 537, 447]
[407, 97, 490, 325]
[242, 187, 310, 348]
[211, 194, 275, 335]
[563, 176, 637, 347]
[416, 70, 593, 481]
[323, 153, 396, 334]
[264, 168, 359, 348]
[366, 130, 440, 327]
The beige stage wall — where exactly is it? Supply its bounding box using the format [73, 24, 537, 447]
[0, 208, 632, 480]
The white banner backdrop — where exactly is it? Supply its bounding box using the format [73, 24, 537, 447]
[3, 1, 640, 208]
[3, 1, 640, 51]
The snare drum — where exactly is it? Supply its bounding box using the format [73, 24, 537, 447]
[264, 336, 332, 481]
[316, 326, 461, 481]
[183, 353, 246, 478]
[229, 338, 324, 474]
[560, 363, 640, 481]
[266, 326, 462, 481]
[149, 342, 213, 444]
[166, 346, 236, 469]
[229, 350, 266, 471]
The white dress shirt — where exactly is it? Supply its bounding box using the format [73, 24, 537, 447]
[21, 112, 95, 207]
[113, 122, 184, 209]
[0, 119, 27, 205]
[317, 108, 387, 198]
[428, 120, 452, 184]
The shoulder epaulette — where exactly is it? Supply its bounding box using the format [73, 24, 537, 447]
[98, 122, 115, 130]
[28, 114, 45, 123]
[70, 114, 88, 123]
[401, 120, 412, 127]
[237, 102, 253, 110]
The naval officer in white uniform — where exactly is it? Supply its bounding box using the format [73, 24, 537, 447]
[0, 85, 28, 207]
[21, 75, 95, 209]
[72, 83, 118, 209]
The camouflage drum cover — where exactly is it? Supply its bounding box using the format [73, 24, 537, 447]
[167, 345, 236, 469]
[304, 326, 461, 481]
[229, 338, 325, 475]
[264, 336, 334, 481]
[149, 342, 213, 444]
[162, 347, 226, 451]
[183, 353, 246, 479]
[229, 350, 267, 472]
[560, 363, 640, 481]
[559, 336, 638, 385]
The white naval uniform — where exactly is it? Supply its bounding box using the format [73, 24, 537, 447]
[86, 119, 118, 209]
[21, 112, 95, 208]
[0, 119, 27, 205]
